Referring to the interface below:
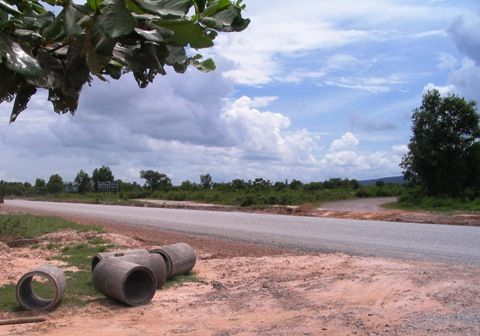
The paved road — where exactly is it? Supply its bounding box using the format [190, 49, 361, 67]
[319, 197, 398, 212]
[4, 200, 480, 265]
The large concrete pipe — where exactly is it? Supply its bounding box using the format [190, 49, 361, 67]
[150, 243, 197, 278]
[16, 264, 67, 311]
[92, 259, 156, 306]
[91, 249, 149, 271]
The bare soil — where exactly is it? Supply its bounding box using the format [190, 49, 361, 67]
[120, 198, 480, 227]
[0, 215, 479, 335]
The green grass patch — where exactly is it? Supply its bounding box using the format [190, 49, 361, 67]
[163, 273, 199, 289]
[0, 214, 109, 311]
[0, 214, 102, 240]
[0, 284, 19, 312]
[394, 189, 480, 212]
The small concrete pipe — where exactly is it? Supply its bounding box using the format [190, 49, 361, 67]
[16, 264, 67, 311]
[92, 259, 157, 306]
[91, 249, 149, 272]
[150, 243, 197, 278]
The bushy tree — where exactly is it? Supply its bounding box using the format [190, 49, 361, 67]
[47, 174, 64, 193]
[74, 169, 92, 193]
[401, 90, 480, 196]
[0, 0, 249, 122]
[34, 178, 47, 194]
[200, 174, 213, 189]
[180, 180, 195, 191]
[92, 165, 114, 191]
[140, 170, 171, 191]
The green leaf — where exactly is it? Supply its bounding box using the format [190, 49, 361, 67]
[84, 37, 109, 74]
[24, 11, 55, 30]
[99, 0, 136, 38]
[165, 45, 185, 65]
[64, 4, 84, 36]
[192, 0, 206, 12]
[203, 0, 231, 17]
[0, 0, 22, 16]
[0, 65, 17, 104]
[14, 29, 44, 41]
[159, 20, 214, 48]
[90, 21, 116, 56]
[42, 9, 66, 41]
[192, 57, 215, 72]
[134, 28, 164, 43]
[0, 36, 43, 78]
[131, 0, 192, 17]
[10, 84, 37, 123]
[105, 63, 121, 79]
[87, 0, 104, 12]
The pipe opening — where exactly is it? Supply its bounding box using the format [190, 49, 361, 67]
[151, 250, 172, 276]
[91, 256, 101, 271]
[124, 269, 156, 305]
[17, 274, 57, 310]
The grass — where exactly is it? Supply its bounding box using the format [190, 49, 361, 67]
[0, 214, 107, 311]
[26, 193, 143, 207]
[386, 190, 480, 213]
[0, 214, 102, 240]
[163, 273, 199, 289]
[0, 214, 200, 312]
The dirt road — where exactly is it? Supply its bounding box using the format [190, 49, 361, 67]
[0, 225, 479, 336]
[319, 197, 397, 212]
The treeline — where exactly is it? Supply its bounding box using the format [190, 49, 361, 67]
[0, 167, 403, 207]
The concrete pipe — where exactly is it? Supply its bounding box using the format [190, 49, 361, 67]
[92, 259, 156, 306]
[91, 249, 149, 272]
[150, 243, 197, 278]
[16, 264, 67, 311]
[106, 254, 167, 288]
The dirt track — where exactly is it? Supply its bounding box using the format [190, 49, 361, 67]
[1, 209, 480, 335]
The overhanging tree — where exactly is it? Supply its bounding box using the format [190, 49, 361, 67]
[0, 0, 249, 122]
[401, 89, 480, 197]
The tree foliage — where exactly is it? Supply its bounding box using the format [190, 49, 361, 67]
[0, 0, 249, 122]
[140, 169, 171, 190]
[401, 90, 480, 197]
[74, 169, 92, 193]
[199, 173, 212, 189]
[92, 165, 114, 191]
[46, 173, 64, 193]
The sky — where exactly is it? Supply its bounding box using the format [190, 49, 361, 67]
[1, 0, 480, 184]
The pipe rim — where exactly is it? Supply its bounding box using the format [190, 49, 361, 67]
[16, 271, 62, 311]
[121, 266, 157, 306]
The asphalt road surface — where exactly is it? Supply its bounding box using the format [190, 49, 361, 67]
[4, 200, 480, 265]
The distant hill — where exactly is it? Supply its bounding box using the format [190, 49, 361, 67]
[359, 176, 406, 186]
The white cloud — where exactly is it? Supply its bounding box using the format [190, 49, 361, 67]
[220, 96, 318, 164]
[392, 144, 408, 156]
[214, 0, 464, 86]
[437, 53, 459, 71]
[329, 132, 359, 152]
[423, 82, 456, 96]
[325, 75, 406, 93]
[249, 96, 278, 108]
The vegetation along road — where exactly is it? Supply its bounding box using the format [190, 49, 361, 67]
[5, 199, 480, 265]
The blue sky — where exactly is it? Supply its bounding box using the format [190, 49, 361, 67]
[1, 0, 480, 184]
